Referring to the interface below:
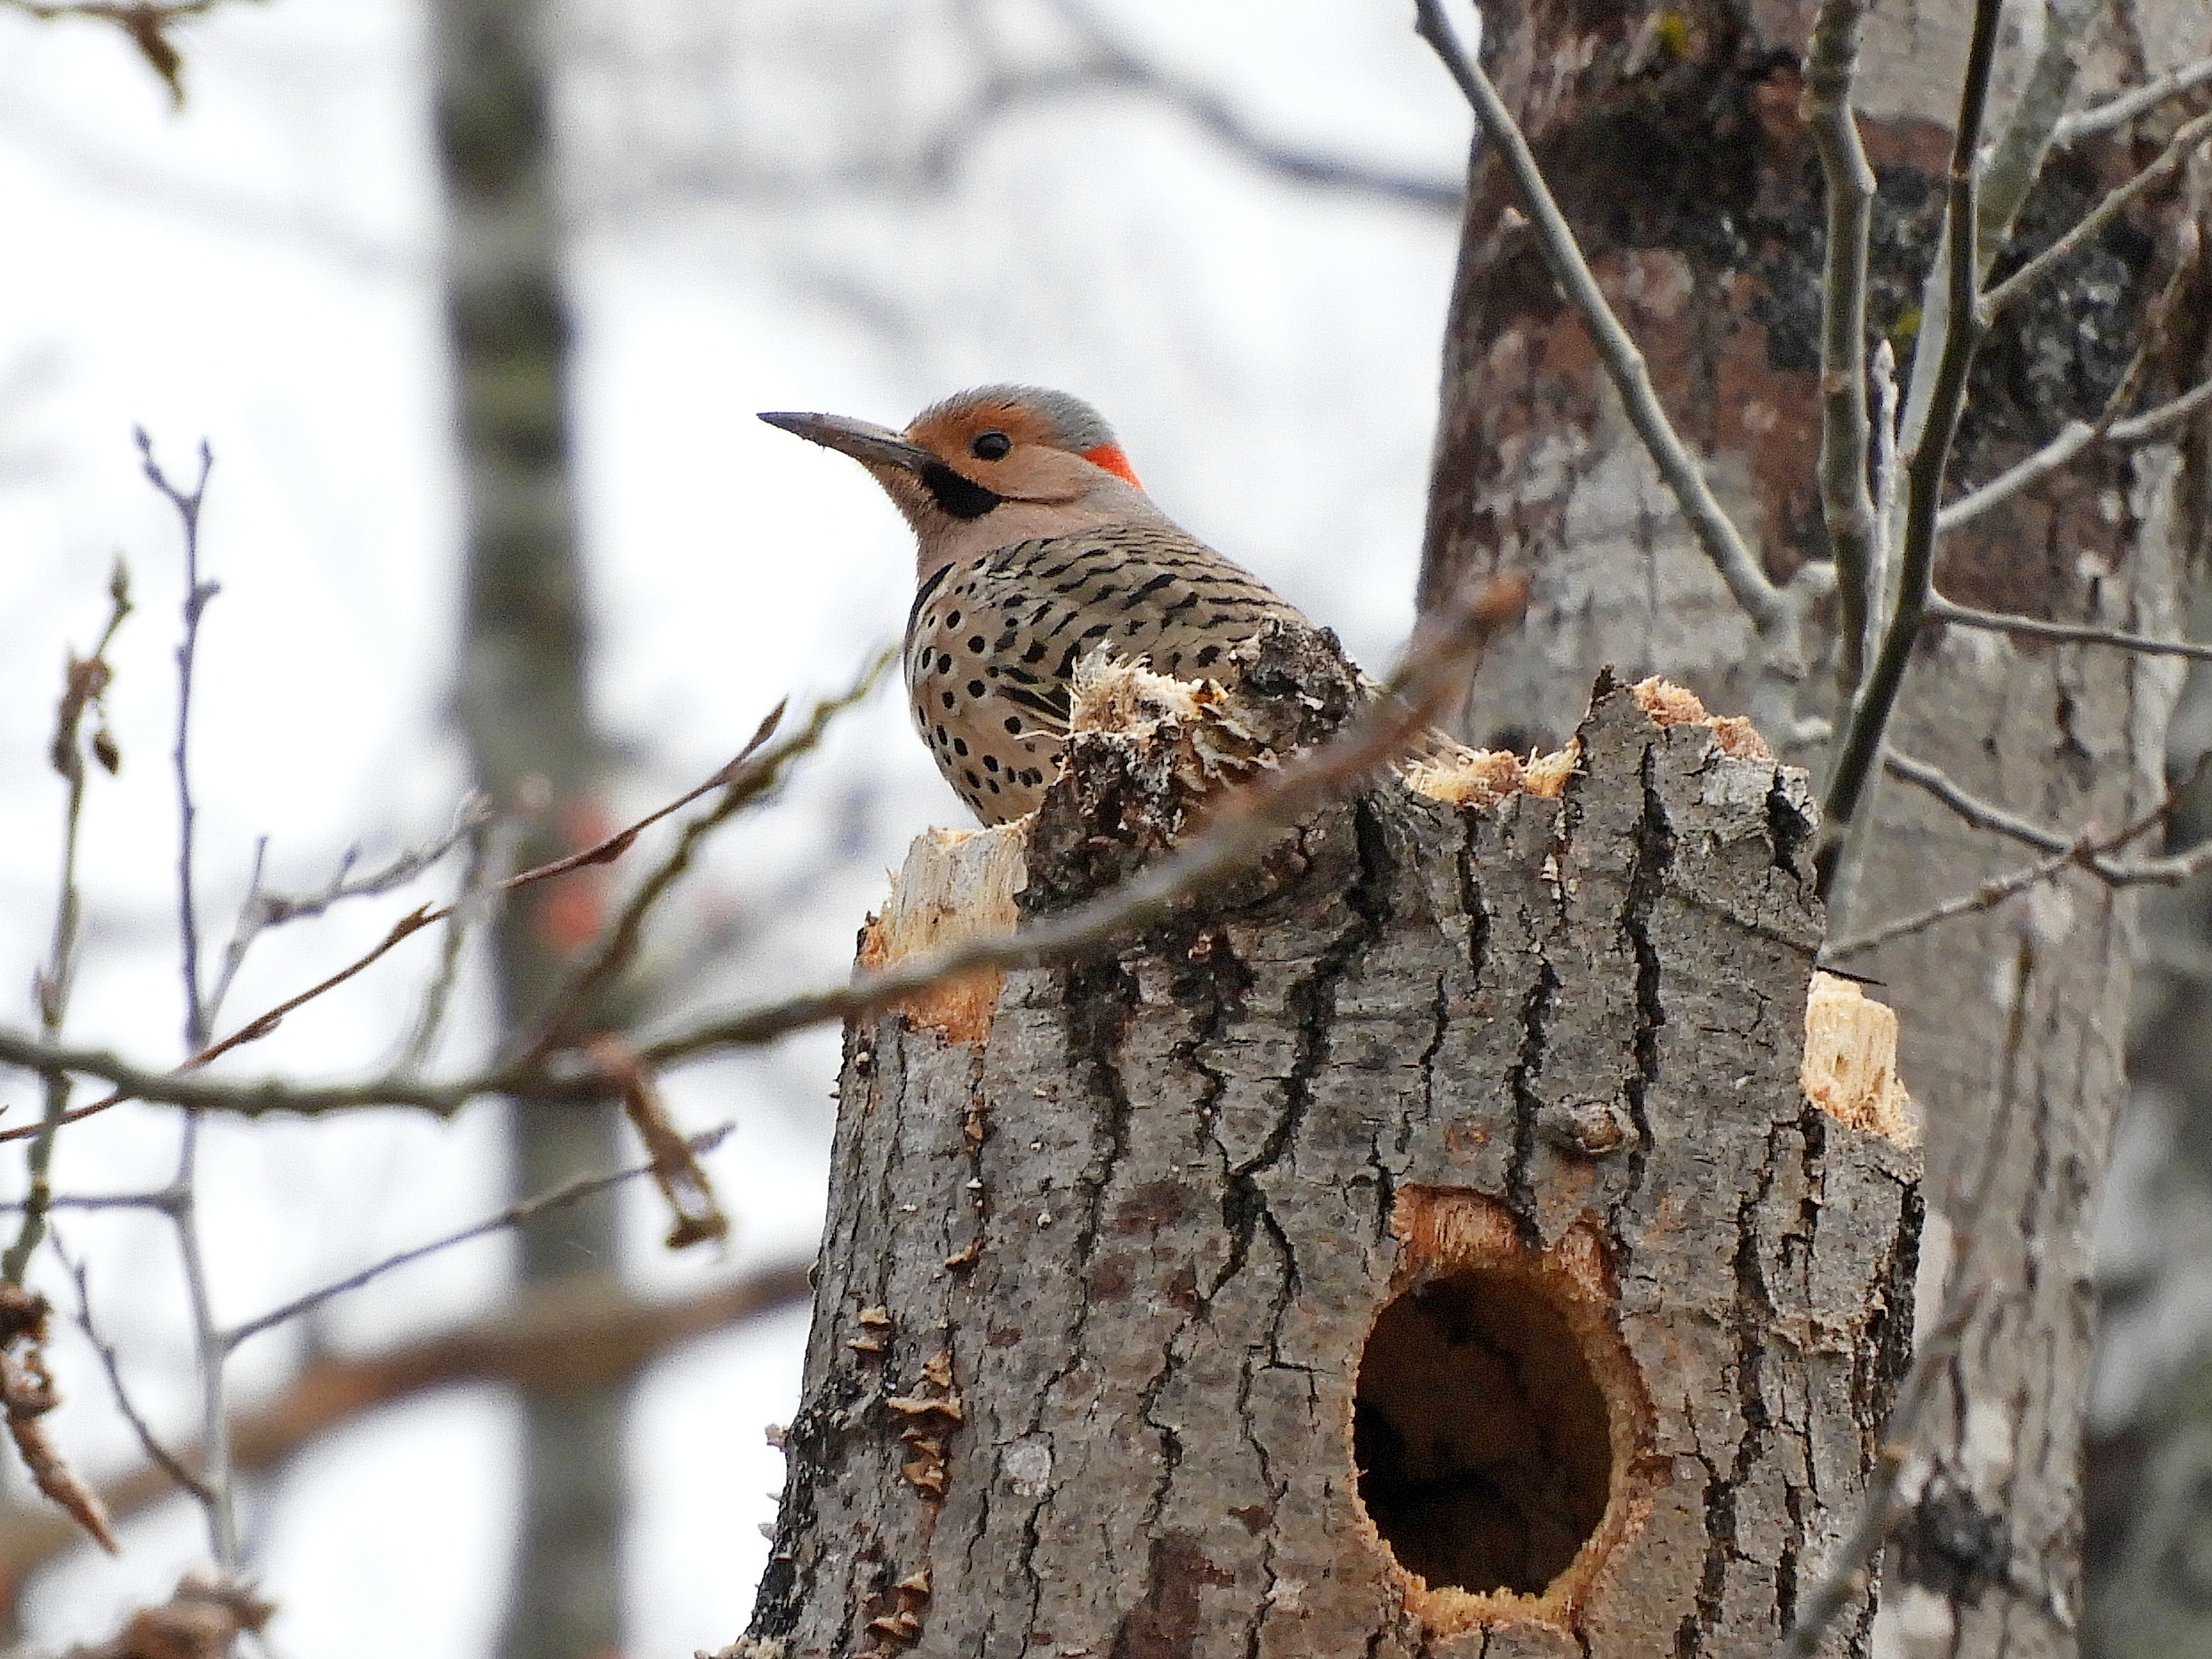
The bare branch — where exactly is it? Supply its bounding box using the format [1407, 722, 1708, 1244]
[5, 562, 132, 1287]
[0, 722, 843, 1135]
[2054, 55, 2212, 147]
[138, 429, 217, 1053]
[1412, 0, 1791, 640]
[0, 1027, 471, 1126]
[0, 1264, 813, 1587]
[932, 0, 1465, 214]
[1822, 755, 2209, 960]
[1936, 374, 2212, 533]
[1884, 749, 2071, 854]
[395, 806, 510, 1075]
[1979, 108, 2212, 322]
[1927, 594, 2212, 663]
[52, 1235, 210, 1504]
[1815, 0, 2006, 899]
[1801, 0, 1879, 697]
[517, 652, 891, 1061]
[220, 1125, 735, 1351]
[204, 792, 492, 1030]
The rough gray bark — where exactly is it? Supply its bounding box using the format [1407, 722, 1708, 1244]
[429, 0, 626, 1651]
[749, 677, 1919, 1657]
[1417, 4, 2205, 1654]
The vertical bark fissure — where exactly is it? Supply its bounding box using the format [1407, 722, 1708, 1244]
[1505, 960, 1561, 1234]
[1610, 744, 1677, 1246]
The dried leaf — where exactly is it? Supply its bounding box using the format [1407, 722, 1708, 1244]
[589, 1036, 731, 1249]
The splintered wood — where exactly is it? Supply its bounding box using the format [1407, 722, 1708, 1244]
[765, 669, 1920, 1659]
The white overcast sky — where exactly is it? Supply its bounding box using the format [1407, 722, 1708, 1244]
[0, 0, 1469, 1652]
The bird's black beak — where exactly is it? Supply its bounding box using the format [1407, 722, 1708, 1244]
[758, 411, 935, 475]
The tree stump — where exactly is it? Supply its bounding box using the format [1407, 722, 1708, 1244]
[746, 672, 1921, 1659]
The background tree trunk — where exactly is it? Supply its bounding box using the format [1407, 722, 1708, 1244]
[749, 673, 1919, 1657]
[431, 0, 627, 1652]
[1419, 3, 2210, 1654]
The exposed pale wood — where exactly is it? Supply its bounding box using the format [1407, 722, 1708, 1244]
[1803, 974, 1917, 1145]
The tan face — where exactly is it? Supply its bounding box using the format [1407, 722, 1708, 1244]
[900, 399, 1142, 506]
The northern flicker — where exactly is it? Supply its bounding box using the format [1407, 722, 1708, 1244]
[761, 385, 1355, 825]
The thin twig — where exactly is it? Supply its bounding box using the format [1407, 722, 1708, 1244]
[221, 1126, 734, 1351]
[170, 1110, 233, 1563]
[204, 793, 491, 1030]
[1936, 374, 2212, 533]
[1821, 756, 2208, 960]
[396, 808, 511, 1075]
[1412, 0, 1789, 638]
[1815, 0, 2006, 900]
[140, 430, 217, 1052]
[1927, 595, 2212, 663]
[0, 1030, 469, 1121]
[1884, 750, 2069, 854]
[1979, 108, 2212, 322]
[517, 651, 893, 1062]
[2, 0, 230, 106]
[1887, 747, 2212, 880]
[1801, 0, 1879, 698]
[52, 1235, 211, 1504]
[4, 565, 132, 1287]
[0, 1262, 814, 1585]
[139, 428, 237, 1567]
[1823, 847, 2083, 960]
[2054, 54, 2212, 146]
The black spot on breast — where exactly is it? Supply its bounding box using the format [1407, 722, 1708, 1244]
[942, 692, 956, 709]
[967, 680, 985, 698]
[1005, 717, 1022, 733]
[937, 653, 951, 672]
[1194, 644, 1222, 667]
[983, 755, 998, 772]
[1022, 642, 1046, 664]
[953, 737, 969, 756]
[968, 635, 985, 652]
[946, 610, 962, 628]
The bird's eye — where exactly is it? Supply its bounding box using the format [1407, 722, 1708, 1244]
[970, 430, 1012, 461]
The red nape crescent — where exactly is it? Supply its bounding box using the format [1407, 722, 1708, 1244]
[1081, 443, 1142, 488]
